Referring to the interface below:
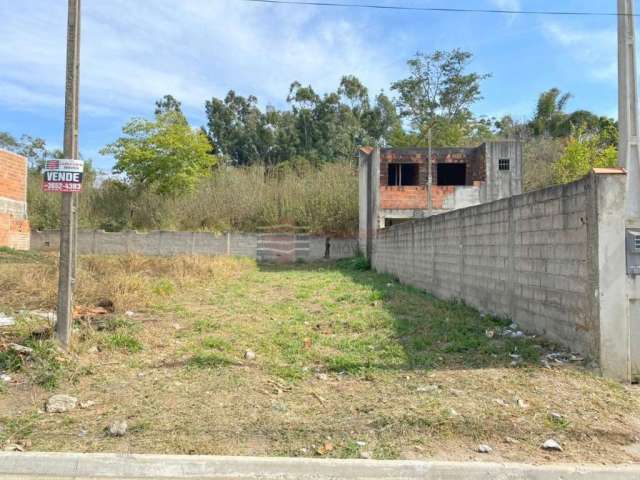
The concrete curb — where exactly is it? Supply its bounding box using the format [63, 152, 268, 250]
[1, 452, 640, 479]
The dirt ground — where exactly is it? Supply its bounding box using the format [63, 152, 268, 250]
[1, 250, 639, 464]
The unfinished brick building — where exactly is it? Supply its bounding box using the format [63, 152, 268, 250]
[0, 149, 30, 250]
[359, 140, 522, 231]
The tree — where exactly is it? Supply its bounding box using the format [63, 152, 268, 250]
[552, 128, 617, 184]
[391, 49, 490, 145]
[155, 94, 183, 116]
[101, 110, 216, 195]
[530, 88, 572, 137]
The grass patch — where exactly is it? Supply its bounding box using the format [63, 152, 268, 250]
[0, 255, 639, 464]
[105, 332, 143, 353]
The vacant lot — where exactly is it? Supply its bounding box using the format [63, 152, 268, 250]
[0, 249, 639, 463]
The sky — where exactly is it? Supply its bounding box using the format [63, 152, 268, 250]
[0, 0, 629, 171]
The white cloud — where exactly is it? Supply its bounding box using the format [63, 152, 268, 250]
[543, 21, 617, 83]
[0, 0, 401, 122]
[490, 0, 521, 11]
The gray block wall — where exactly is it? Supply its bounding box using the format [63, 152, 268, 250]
[372, 172, 626, 363]
[30, 230, 358, 262]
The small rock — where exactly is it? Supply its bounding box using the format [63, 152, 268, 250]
[0, 373, 11, 383]
[87, 345, 99, 354]
[416, 384, 439, 394]
[494, 398, 508, 407]
[449, 408, 459, 416]
[355, 441, 367, 447]
[549, 412, 564, 422]
[316, 373, 329, 381]
[10, 344, 33, 355]
[542, 439, 563, 451]
[79, 400, 95, 409]
[107, 420, 128, 437]
[0, 313, 15, 327]
[172, 323, 182, 330]
[124, 310, 135, 317]
[477, 444, 493, 453]
[46, 394, 78, 413]
[79, 429, 88, 438]
[516, 398, 529, 409]
[505, 436, 519, 444]
[360, 451, 372, 459]
[3, 444, 24, 452]
[244, 350, 256, 361]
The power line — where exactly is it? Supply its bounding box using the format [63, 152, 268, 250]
[240, 0, 637, 17]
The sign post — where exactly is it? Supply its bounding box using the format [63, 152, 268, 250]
[55, 0, 81, 349]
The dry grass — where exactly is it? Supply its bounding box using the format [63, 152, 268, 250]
[1, 250, 639, 463]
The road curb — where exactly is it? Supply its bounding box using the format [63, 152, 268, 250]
[1, 452, 640, 479]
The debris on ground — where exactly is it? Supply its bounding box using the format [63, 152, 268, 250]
[485, 329, 495, 338]
[316, 442, 334, 455]
[244, 350, 256, 361]
[124, 310, 135, 317]
[316, 373, 329, 381]
[505, 437, 519, 444]
[303, 337, 312, 349]
[9, 344, 33, 356]
[542, 439, 563, 451]
[359, 451, 372, 459]
[494, 398, 508, 407]
[477, 444, 493, 453]
[23, 310, 57, 325]
[549, 412, 564, 422]
[546, 352, 584, 364]
[46, 394, 78, 413]
[79, 400, 95, 409]
[516, 398, 529, 409]
[416, 384, 439, 394]
[73, 305, 109, 321]
[3, 444, 24, 452]
[0, 313, 15, 327]
[107, 420, 128, 437]
[96, 298, 115, 313]
[0, 373, 11, 383]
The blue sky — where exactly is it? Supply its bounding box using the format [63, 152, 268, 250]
[0, 0, 626, 171]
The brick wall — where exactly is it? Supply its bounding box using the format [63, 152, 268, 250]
[380, 186, 427, 209]
[371, 174, 619, 359]
[0, 149, 29, 250]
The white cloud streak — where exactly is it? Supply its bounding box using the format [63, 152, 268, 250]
[0, 0, 401, 121]
[543, 21, 617, 83]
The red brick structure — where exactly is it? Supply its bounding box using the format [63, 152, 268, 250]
[359, 141, 523, 235]
[0, 149, 30, 250]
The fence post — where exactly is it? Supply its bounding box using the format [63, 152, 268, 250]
[226, 232, 231, 256]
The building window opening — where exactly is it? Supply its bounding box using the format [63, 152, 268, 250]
[436, 163, 466, 186]
[499, 158, 510, 171]
[388, 163, 419, 186]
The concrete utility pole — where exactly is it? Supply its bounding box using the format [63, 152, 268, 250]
[618, 0, 640, 221]
[56, 0, 81, 348]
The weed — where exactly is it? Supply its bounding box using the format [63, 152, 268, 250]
[105, 332, 143, 353]
[201, 337, 231, 351]
[188, 352, 235, 368]
[27, 340, 65, 390]
[0, 349, 22, 372]
[337, 255, 369, 271]
[151, 278, 175, 296]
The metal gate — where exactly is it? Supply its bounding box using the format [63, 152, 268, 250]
[256, 225, 310, 263]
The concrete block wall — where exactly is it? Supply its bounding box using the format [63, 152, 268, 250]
[0, 149, 29, 250]
[372, 171, 627, 367]
[30, 230, 358, 262]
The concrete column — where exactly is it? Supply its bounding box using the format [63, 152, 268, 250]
[358, 148, 380, 261]
[618, 0, 640, 221]
[593, 172, 629, 380]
